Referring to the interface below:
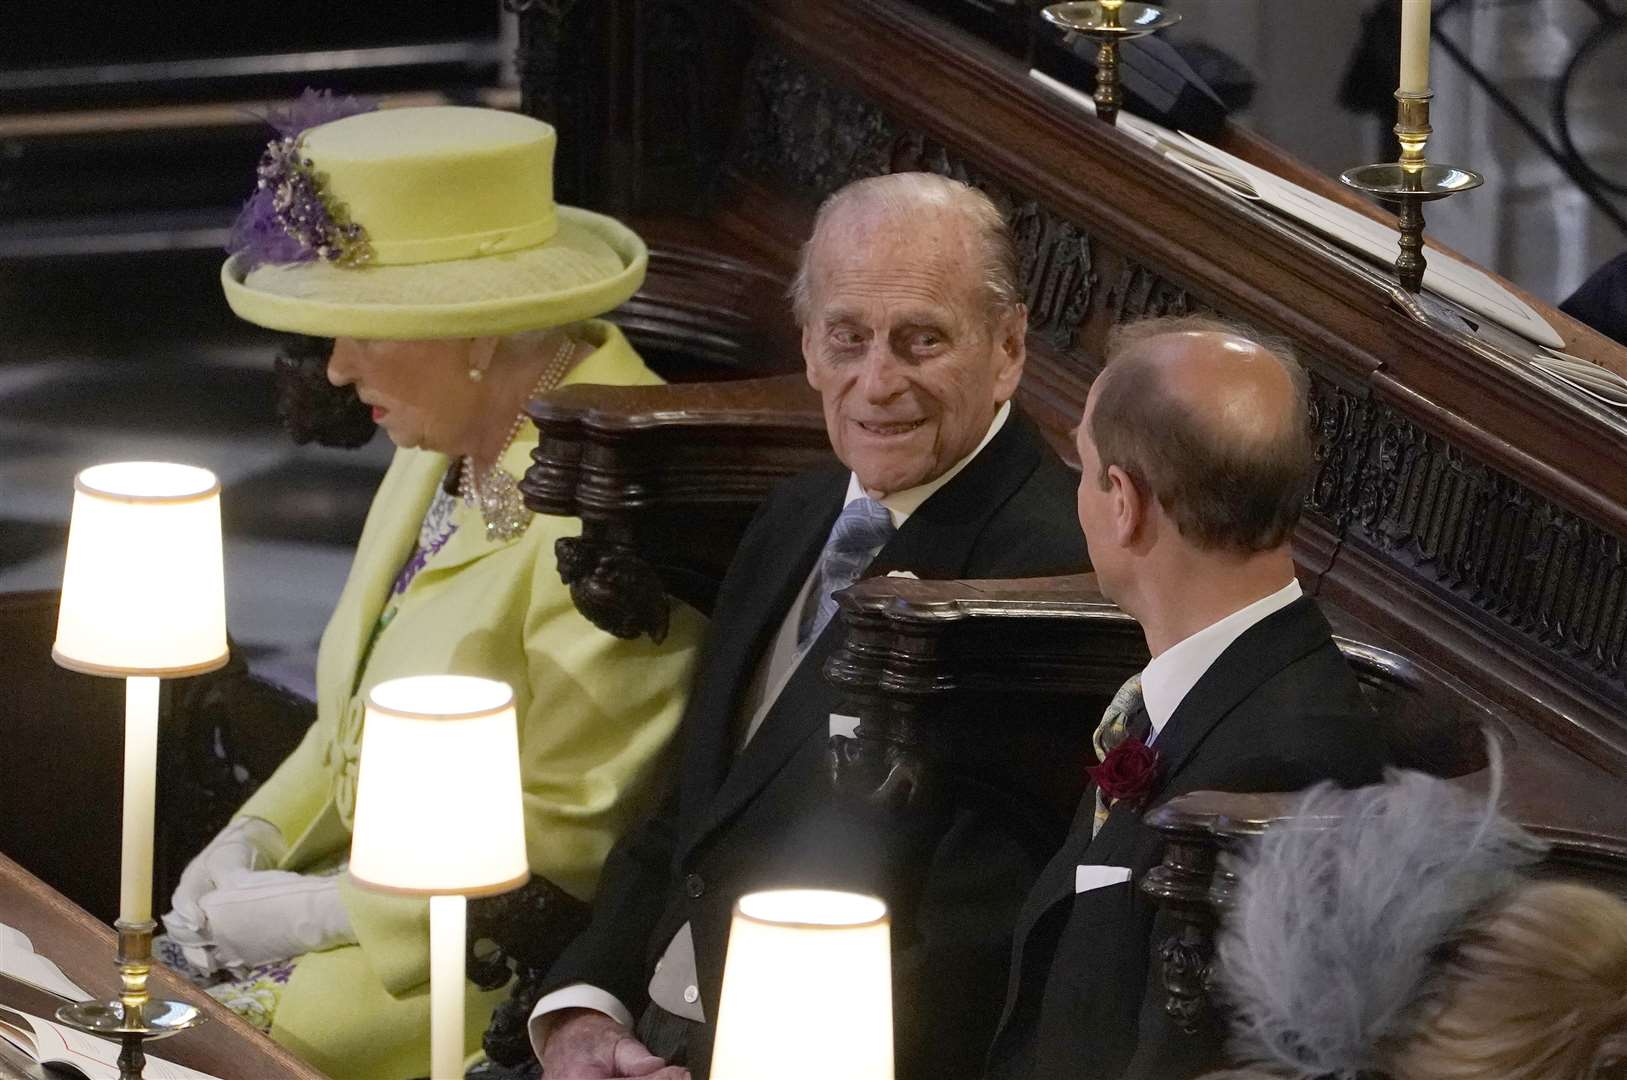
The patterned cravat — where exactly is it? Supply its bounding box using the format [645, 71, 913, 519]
[798, 496, 896, 648]
[1091, 672, 1146, 838]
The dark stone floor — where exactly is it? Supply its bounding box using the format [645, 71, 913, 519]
[0, 249, 391, 699]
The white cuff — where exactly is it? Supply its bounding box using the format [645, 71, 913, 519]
[527, 983, 635, 1062]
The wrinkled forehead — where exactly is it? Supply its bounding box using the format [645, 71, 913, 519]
[806, 207, 980, 311]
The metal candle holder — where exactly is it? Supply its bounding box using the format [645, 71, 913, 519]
[55, 920, 202, 1080]
[1041, 1, 1182, 127]
[1340, 90, 1483, 293]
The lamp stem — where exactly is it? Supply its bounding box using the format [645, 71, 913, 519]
[429, 894, 466, 1080]
[119, 677, 160, 926]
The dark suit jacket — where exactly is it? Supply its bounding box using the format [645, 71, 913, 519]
[539, 409, 1089, 1079]
[985, 596, 1389, 1080]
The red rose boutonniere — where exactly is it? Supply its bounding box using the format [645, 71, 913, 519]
[1087, 738, 1164, 810]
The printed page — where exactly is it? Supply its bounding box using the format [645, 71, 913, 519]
[0, 1008, 220, 1080]
[0, 924, 93, 1002]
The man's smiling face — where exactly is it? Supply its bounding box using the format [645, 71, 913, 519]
[801, 203, 1025, 496]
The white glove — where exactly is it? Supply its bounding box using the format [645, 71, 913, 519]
[161, 817, 284, 973]
[199, 870, 358, 974]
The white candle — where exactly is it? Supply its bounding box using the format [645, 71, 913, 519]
[118, 676, 160, 925]
[429, 894, 466, 1080]
[1400, 0, 1431, 93]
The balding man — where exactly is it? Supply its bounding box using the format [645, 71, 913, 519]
[529, 173, 1088, 1079]
[985, 316, 1390, 1080]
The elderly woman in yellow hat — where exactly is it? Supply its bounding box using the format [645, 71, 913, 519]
[157, 97, 704, 1079]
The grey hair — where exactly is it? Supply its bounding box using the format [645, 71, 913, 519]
[1216, 744, 1545, 1079]
[787, 172, 1022, 325]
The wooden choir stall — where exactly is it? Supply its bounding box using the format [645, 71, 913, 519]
[2, 1, 1625, 1077]
[512, 0, 1627, 1058]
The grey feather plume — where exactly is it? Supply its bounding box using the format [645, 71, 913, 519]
[1215, 740, 1545, 1079]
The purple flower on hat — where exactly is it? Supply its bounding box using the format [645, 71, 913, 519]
[260, 88, 378, 139]
[227, 89, 378, 270]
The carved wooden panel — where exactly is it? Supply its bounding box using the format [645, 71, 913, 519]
[736, 48, 1106, 352]
[731, 37, 1627, 753]
[1305, 369, 1375, 533]
[1352, 402, 1627, 689]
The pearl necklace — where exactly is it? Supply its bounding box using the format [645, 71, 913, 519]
[458, 334, 577, 543]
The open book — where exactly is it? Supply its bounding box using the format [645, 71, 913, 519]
[0, 924, 92, 1003]
[0, 1007, 219, 1080]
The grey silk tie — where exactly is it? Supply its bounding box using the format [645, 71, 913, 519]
[1091, 672, 1146, 838]
[798, 496, 895, 648]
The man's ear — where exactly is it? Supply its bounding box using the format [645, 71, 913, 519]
[991, 303, 1027, 401]
[1105, 463, 1145, 548]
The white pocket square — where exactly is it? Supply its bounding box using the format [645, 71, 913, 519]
[1075, 865, 1132, 893]
[886, 570, 919, 579]
[829, 713, 861, 739]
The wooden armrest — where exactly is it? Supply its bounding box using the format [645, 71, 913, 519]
[822, 571, 1505, 1036]
[521, 374, 836, 638]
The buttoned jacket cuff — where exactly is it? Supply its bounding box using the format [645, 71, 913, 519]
[528, 983, 635, 1061]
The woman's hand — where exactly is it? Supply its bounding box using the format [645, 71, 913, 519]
[199, 870, 357, 973]
[162, 817, 284, 971]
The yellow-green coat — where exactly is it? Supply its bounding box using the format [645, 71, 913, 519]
[239, 323, 703, 1079]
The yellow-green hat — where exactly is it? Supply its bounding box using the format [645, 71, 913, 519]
[220, 105, 646, 340]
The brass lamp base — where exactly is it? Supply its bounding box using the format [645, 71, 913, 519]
[1042, 2, 1182, 127]
[1340, 90, 1484, 293]
[55, 920, 204, 1080]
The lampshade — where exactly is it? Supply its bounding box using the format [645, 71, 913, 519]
[710, 889, 893, 1080]
[53, 461, 228, 677]
[349, 675, 530, 896]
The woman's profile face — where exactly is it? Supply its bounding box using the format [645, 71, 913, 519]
[326, 338, 480, 454]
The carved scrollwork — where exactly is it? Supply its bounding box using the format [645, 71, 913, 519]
[1305, 370, 1374, 531]
[1109, 262, 1207, 323]
[1350, 406, 1627, 685]
[1157, 925, 1215, 1036]
[1010, 201, 1096, 349]
[470, 876, 591, 1067]
[555, 534, 672, 643]
[737, 50, 897, 190]
[738, 47, 1099, 350]
[828, 731, 932, 812]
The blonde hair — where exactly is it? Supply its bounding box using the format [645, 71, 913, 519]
[1389, 881, 1627, 1080]
[1198, 882, 1627, 1080]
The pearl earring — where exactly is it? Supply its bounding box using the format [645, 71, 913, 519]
[467, 367, 484, 383]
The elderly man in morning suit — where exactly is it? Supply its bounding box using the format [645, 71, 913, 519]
[527, 172, 1090, 1079]
[985, 316, 1392, 1080]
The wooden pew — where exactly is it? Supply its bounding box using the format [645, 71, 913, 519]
[510, 0, 1627, 1053]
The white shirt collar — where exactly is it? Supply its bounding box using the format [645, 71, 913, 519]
[1140, 578, 1304, 742]
[841, 401, 1011, 527]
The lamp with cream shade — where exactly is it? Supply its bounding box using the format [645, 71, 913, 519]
[51, 461, 229, 1075]
[349, 674, 530, 1080]
[710, 888, 894, 1080]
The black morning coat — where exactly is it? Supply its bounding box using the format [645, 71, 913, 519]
[538, 408, 1090, 1079]
[984, 595, 1391, 1080]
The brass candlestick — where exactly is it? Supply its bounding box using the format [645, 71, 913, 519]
[56, 920, 202, 1080]
[1042, 1, 1182, 127]
[1340, 90, 1483, 293]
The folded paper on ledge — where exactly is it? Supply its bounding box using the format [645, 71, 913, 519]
[1029, 69, 1565, 350]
